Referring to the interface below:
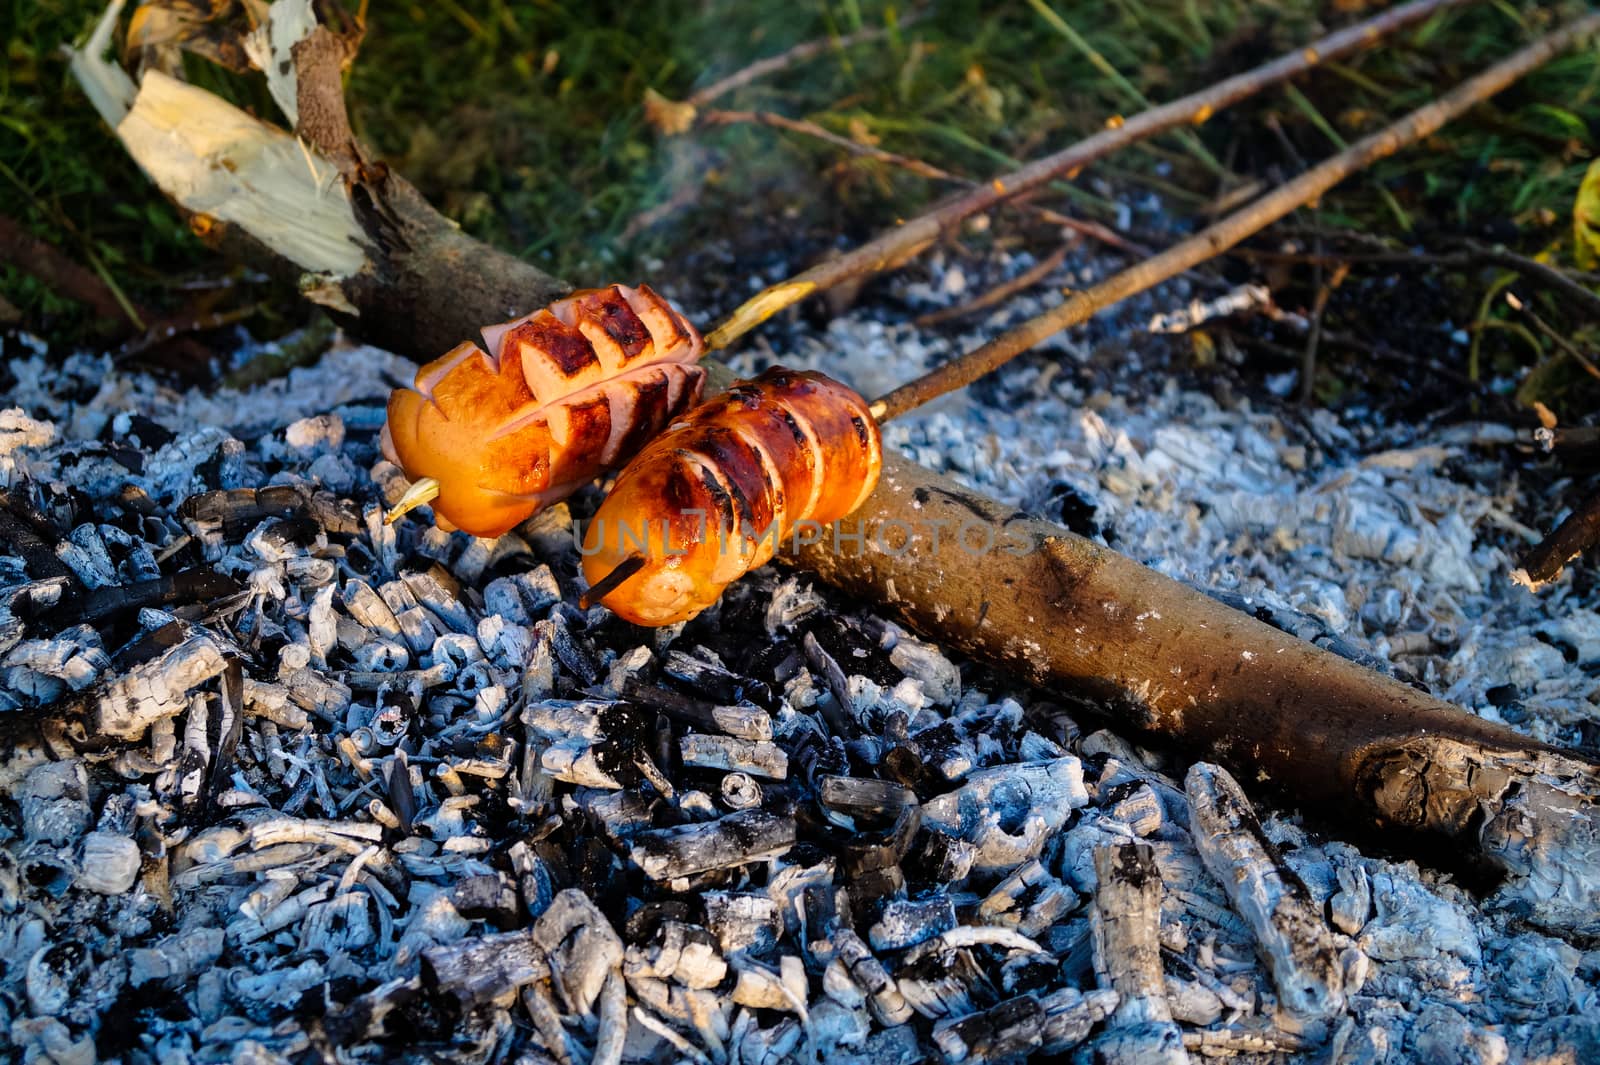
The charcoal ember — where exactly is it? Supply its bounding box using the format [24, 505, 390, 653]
[789, 726, 850, 789]
[921, 757, 1088, 873]
[679, 734, 788, 779]
[869, 895, 957, 952]
[623, 678, 773, 740]
[451, 872, 520, 924]
[542, 610, 600, 686]
[179, 485, 357, 540]
[828, 928, 914, 1026]
[663, 648, 771, 706]
[913, 830, 978, 883]
[421, 927, 550, 1011]
[704, 891, 784, 956]
[838, 802, 921, 877]
[978, 859, 1080, 938]
[895, 938, 985, 1020]
[819, 774, 917, 823]
[628, 810, 796, 881]
[933, 992, 1045, 1063]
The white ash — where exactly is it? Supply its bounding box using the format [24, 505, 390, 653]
[0, 242, 1596, 1065]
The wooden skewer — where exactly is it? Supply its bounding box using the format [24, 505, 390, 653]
[579, 554, 647, 610]
[383, 477, 440, 525]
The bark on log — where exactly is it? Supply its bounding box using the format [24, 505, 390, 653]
[789, 451, 1600, 936]
[65, 0, 1600, 937]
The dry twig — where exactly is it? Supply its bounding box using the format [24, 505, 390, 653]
[704, 0, 1476, 350]
[1513, 489, 1600, 589]
[869, 13, 1600, 420]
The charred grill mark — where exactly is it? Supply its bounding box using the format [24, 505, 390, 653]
[778, 408, 808, 449]
[580, 288, 652, 359]
[693, 456, 740, 531]
[612, 371, 674, 461]
[513, 313, 600, 379]
[637, 283, 691, 345]
[694, 428, 775, 535]
[850, 415, 871, 450]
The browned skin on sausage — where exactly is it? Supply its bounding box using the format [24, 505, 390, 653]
[382, 284, 704, 537]
[581, 367, 883, 626]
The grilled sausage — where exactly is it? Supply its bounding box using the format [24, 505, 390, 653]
[581, 367, 882, 625]
[381, 283, 705, 537]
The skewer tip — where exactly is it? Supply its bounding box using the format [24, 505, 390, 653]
[384, 477, 440, 526]
[579, 553, 648, 610]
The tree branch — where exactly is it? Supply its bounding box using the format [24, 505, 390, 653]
[869, 12, 1600, 419]
[702, 0, 1478, 351]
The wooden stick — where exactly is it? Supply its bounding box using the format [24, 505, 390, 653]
[1513, 490, 1600, 589]
[685, 16, 920, 109]
[785, 438, 1600, 937]
[869, 12, 1600, 421]
[702, 0, 1477, 351]
[914, 242, 1075, 328]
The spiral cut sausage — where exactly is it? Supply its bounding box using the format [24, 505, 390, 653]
[581, 367, 883, 626]
[381, 284, 705, 537]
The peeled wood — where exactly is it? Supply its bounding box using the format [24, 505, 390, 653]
[68, 0, 1600, 937]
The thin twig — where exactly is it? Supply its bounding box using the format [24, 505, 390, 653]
[913, 242, 1075, 328]
[701, 108, 954, 180]
[703, 0, 1477, 351]
[699, 108, 1141, 253]
[686, 15, 921, 108]
[1514, 489, 1600, 587]
[1506, 291, 1600, 382]
[870, 13, 1600, 421]
[1300, 261, 1349, 403]
[0, 211, 143, 329]
[1238, 231, 1600, 320]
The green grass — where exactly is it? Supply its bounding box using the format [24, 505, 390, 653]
[2, 0, 1598, 408]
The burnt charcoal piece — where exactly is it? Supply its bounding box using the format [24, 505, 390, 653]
[0, 489, 73, 581]
[662, 649, 771, 706]
[838, 803, 922, 876]
[386, 751, 416, 834]
[547, 609, 600, 686]
[420, 929, 548, 1012]
[451, 873, 521, 926]
[628, 810, 796, 880]
[819, 775, 917, 821]
[790, 729, 850, 789]
[179, 485, 360, 540]
[622, 678, 773, 740]
[64, 569, 244, 627]
[932, 993, 1046, 1063]
[803, 631, 856, 728]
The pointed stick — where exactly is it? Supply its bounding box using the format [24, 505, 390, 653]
[383, 477, 439, 525]
[703, 0, 1476, 351]
[578, 554, 647, 610]
[868, 10, 1600, 422]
